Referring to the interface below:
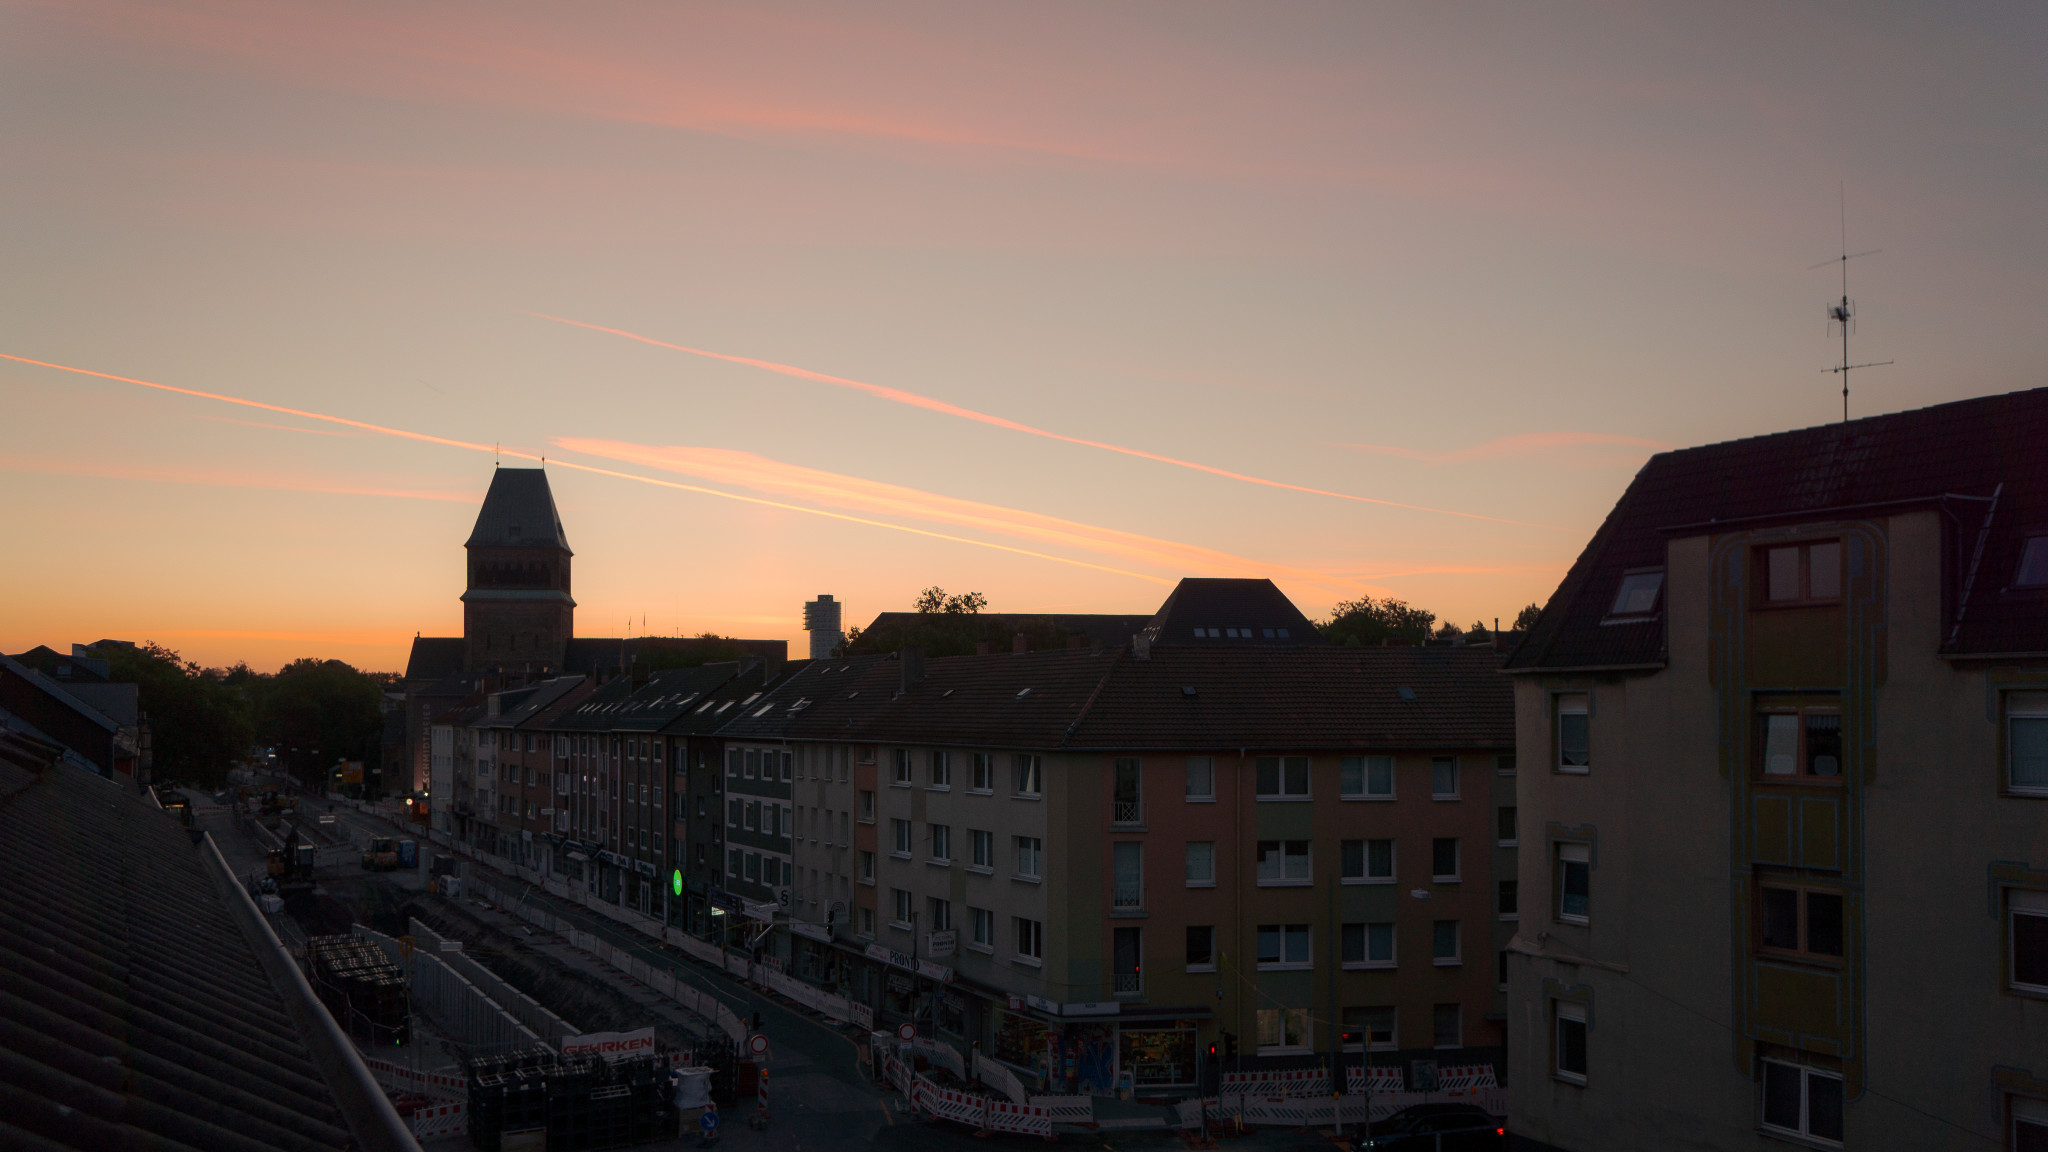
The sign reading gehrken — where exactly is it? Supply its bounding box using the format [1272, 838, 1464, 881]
[561, 1027, 656, 1061]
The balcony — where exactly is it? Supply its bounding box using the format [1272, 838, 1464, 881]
[1112, 799, 1142, 825]
[1112, 884, 1143, 912]
[1112, 972, 1143, 996]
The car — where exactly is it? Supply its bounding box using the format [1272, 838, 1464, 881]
[1351, 1103, 1505, 1151]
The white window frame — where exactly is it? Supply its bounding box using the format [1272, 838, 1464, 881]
[2011, 888, 2048, 995]
[2008, 691, 2048, 797]
[969, 906, 995, 951]
[1341, 921, 1395, 970]
[1431, 755, 1460, 800]
[928, 823, 951, 864]
[1255, 755, 1312, 800]
[1255, 1006, 1312, 1055]
[891, 818, 912, 858]
[1759, 1059, 1844, 1145]
[969, 828, 994, 871]
[1341, 754, 1395, 800]
[1556, 842, 1591, 924]
[1256, 839, 1312, 886]
[892, 749, 913, 786]
[1255, 923, 1313, 971]
[1185, 755, 1215, 802]
[971, 752, 996, 793]
[1013, 754, 1043, 797]
[1433, 1002, 1463, 1050]
[891, 887, 913, 929]
[1557, 693, 1590, 773]
[1185, 841, 1216, 887]
[1431, 836, 1461, 883]
[928, 750, 951, 789]
[1553, 1000, 1587, 1085]
[1432, 919, 1461, 966]
[1014, 916, 1043, 964]
[1015, 836, 1043, 880]
[1185, 924, 1216, 973]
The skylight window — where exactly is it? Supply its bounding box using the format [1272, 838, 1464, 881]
[742, 693, 761, 706]
[2017, 536, 2048, 588]
[754, 703, 775, 717]
[715, 701, 734, 713]
[1016, 688, 1033, 699]
[694, 699, 716, 713]
[1397, 686, 1418, 703]
[1609, 570, 1665, 617]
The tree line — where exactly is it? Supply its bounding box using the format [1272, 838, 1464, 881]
[95, 642, 392, 792]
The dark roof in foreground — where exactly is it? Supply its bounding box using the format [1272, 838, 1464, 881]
[0, 764, 358, 1152]
[1141, 578, 1325, 647]
[1509, 386, 2048, 671]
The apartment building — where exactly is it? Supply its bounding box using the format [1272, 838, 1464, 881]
[1503, 387, 2048, 1150]
[708, 579, 1514, 1098]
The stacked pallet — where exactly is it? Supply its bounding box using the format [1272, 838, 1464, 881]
[465, 1049, 679, 1152]
[306, 935, 410, 1047]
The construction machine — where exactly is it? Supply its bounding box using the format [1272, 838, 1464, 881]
[361, 835, 400, 871]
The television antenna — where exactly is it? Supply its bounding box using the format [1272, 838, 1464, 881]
[1808, 185, 1891, 422]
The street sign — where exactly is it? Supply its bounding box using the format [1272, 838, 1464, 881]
[897, 1023, 916, 1042]
[748, 1033, 770, 1056]
[700, 1107, 719, 1133]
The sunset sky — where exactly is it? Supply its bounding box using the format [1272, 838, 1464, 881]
[4, 1, 2044, 672]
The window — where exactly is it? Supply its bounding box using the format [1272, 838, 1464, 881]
[1185, 925, 1215, 971]
[1112, 757, 1142, 824]
[1757, 882, 1844, 962]
[1256, 840, 1311, 885]
[927, 897, 952, 932]
[971, 907, 995, 948]
[1497, 806, 1518, 846]
[1556, 843, 1591, 923]
[971, 753, 995, 791]
[1256, 924, 1312, 969]
[2008, 692, 2048, 795]
[928, 750, 951, 787]
[1758, 702, 1843, 781]
[858, 906, 875, 936]
[858, 850, 875, 881]
[1433, 1003, 1462, 1049]
[2013, 890, 2048, 993]
[745, 852, 759, 881]
[970, 829, 993, 868]
[1343, 1006, 1395, 1052]
[892, 749, 912, 785]
[1554, 1001, 1587, 1084]
[744, 749, 758, 779]
[1366, 838, 1394, 882]
[1431, 837, 1460, 882]
[1608, 569, 1664, 617]
[1760, 540, 1843, 605]
[1340, 839, 1365, 881]
[1111, 927, 1143, 994]
[891, 819, 912, 856]
[778, 751, 792, 781]
[928, 823, 951, 862]
[1431, 756, 1459, 799]
[891, 888, 912, 926]
[1342, 921, 1395, 968]
[1014, 916, 1043, 961]
[728, 798, 741, 828]
[1185, 841, 1215, 886]
[1256, 1007, 1311, 1052]
[1014, 754, 1042, 796]
[1342, 754, 1395, 799]
[859, 790, 875, 821]
[1185, 756, 1214, 800]
[1015, 836, 1042, 878]
[2018, 535, 2048, 587]
[2014, 1097, 2048, 1152]
[1432, 920, 1461, 965]
[1761, 1060, 1844, 1144]
[744, 801, 759, 831]
[1256, 755, 1311, 798]
[1557, 694, 1590, 772]
[1496, 753, 1517, 776]
[1112, 842, 1144, 909]
[726, 749, 741, 777]
[1499, 880, 1520, 921]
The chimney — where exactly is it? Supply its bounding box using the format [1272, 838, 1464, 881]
[1131, 633, 1151, 661]
[899, 646, 925, 692]
[1012, 633, 1028, 655]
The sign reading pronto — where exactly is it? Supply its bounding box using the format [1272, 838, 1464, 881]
[561, 1027, 656, 1061]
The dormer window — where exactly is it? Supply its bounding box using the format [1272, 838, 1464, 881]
[1607, 570, 1664, 618]
[2016, 535, 2048, 588]
[1758, 540, 1841, 605]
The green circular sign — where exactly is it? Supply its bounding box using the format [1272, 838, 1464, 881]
[672, 868, 683, 896]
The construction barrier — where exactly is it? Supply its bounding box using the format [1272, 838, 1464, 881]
[973, 1049, 1028, 1104]
[1436, 1064, 1500, 1090]
[1221, 1066, 1329, 1096]
[1348, 1065, 1405, 1095]
[1030, 1094, 1094, 1124]
[406, 1099, 467, 1139]
[912, 1074, 1052, 1137]
[1177, 1087, 1507, 1128]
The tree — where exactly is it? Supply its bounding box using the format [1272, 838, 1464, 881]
[250, 658, 386, 794]
[914, 587, 986, 615]
[1318, 597, 1437, 647]
[636, 633, 751, 670]
[95, 642, 252, 790]
[1465, 620, 1492, 643]
[1513, 602, 1544, 632]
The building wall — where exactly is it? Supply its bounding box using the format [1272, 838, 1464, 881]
[1509, 514, 2048, 1149]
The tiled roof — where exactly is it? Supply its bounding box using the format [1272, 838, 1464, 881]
[1066, 646, 1511, 751]
[0, 763, 358, 1151]
[464, 467, 570, 551]
[1509, 386, 2048, 670]
[756, 645, 1510, 752]
[855, 612, 1153, 647]
[559, 637, 788, 676]
[554, 664, 750, 734]
[402, 636, 464, 682]
[1141, 578, 1325, 647]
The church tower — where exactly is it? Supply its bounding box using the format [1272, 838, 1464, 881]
[461, 467, 574, 674]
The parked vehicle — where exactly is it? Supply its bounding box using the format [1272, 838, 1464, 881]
[1352, 1104, 1505, 1151]
[361, 836, 399, 871]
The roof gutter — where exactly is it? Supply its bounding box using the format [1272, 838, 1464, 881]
[199, 833, 423, 1152]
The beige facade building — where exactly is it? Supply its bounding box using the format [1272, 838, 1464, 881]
[1504, 388, 2048, 1150]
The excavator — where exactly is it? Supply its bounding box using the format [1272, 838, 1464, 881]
[266, 824, 318, 892]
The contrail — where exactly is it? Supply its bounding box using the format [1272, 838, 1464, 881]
[0, 351, 1172, 584]
[526, 312, 1538, 527]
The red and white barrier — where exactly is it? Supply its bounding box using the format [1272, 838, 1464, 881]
[1347, 1065, 1404, 1095]
[361, 1057, 465, 1099]
[911, 1074, 1051, 1137]
[1221, 1067, 1329, 1097]
[1435, 1064, 1499, 1091]
[408, 1100, 467, 1138]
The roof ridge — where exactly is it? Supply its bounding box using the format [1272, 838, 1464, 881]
[1061, 647, 1125, 748]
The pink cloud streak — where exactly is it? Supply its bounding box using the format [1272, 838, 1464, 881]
[1328, 431, 1671, 464]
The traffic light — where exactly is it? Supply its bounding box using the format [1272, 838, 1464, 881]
[1221, 1031, 1236, 1062]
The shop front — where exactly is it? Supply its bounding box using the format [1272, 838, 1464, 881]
[987, 1006, 1206, 1097]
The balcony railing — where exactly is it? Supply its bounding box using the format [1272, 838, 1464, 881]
[1112, 884, 1143, 910]
[1112, 799, 1142, 825]
[1112, 972, 1143, 996]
